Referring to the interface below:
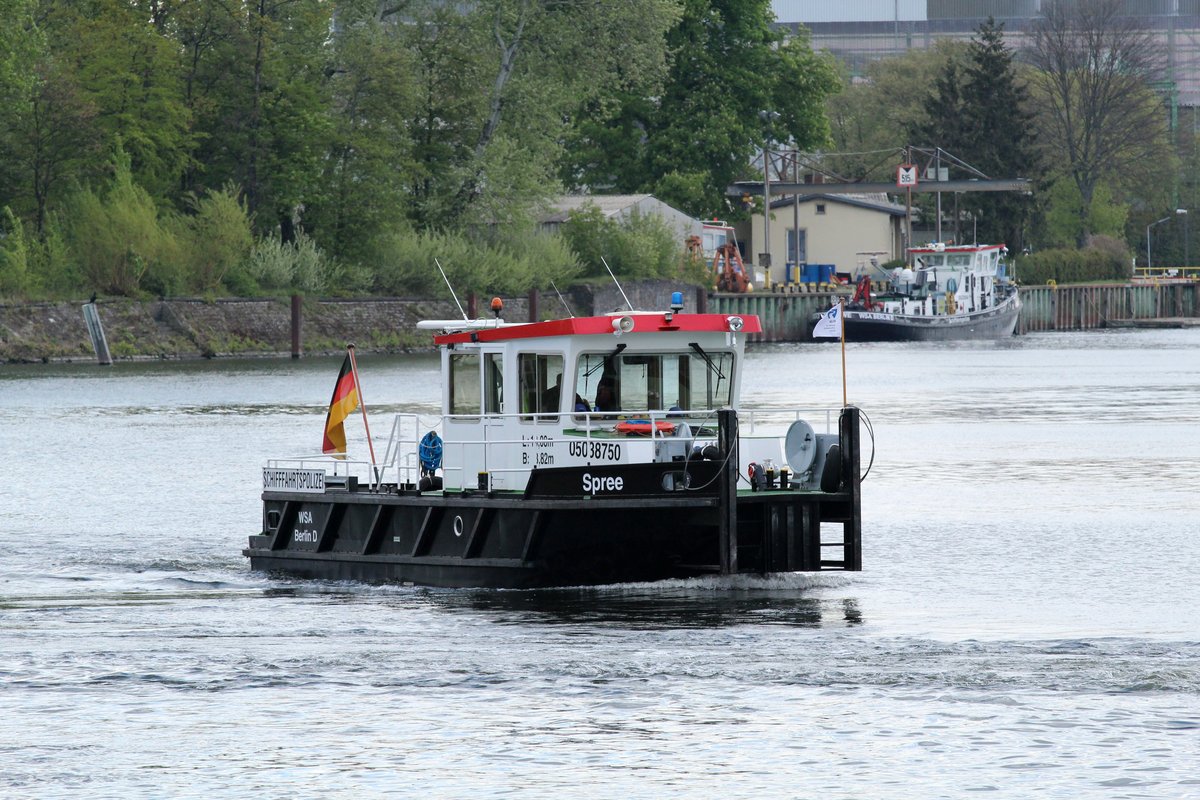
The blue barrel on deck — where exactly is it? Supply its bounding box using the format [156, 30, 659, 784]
[801, 264, 819, 283]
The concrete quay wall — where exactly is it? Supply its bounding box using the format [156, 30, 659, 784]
[0, 281, 703, 363]
[3, 281, 1196, 363]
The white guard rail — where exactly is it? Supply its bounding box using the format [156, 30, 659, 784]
[266, 407, 840, 492]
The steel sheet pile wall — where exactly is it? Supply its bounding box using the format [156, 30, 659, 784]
[710, 292, 831, 342]
[710, 282, 1199, 341]
[1017, 283, 1199, 333]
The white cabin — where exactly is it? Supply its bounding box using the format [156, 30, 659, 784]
[423, 311, 760, 491]
[879, 243, 1009, 316]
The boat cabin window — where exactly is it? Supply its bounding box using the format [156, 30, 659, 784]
[484, 353, 503, 414]
[575, 350, 734, 413]
[449, 353, 481, 415]
[702, 228, 728, 256]
[519, 353, 564, 421]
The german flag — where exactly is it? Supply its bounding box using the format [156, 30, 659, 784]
[322, 354, 359, 458]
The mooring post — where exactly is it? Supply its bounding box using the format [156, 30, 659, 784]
[696, 286, 708, 314]
[290, 295, 302, 359]
[81, 301, 112, 366]
[468, 292, 477, 320]
[717, 408, 739, 575]
[840, 406, 863, 571]
[528, 288, 538, 322]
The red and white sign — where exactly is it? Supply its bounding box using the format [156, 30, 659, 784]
[897, 164, 918, 187]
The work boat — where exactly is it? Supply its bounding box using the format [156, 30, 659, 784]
[246, 299, 863, 588]
[824, 243, 1021, 341]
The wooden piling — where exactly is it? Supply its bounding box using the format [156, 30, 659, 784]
[290, 295, 302, 358]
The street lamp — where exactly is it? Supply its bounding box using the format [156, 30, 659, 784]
[758, 110, 780, 289]
[1146, 208, 1187, 271]
[1183, 209, 1190, 267]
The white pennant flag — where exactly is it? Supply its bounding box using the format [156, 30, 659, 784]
[812, 302, 843, 338]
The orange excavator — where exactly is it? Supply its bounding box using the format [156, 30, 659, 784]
[848, 273, 879, 311]
[712, 243, 751, 293]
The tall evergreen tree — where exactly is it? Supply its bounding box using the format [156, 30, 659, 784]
[914, 18, 1036, 250]
[961, 17, 1037, 250]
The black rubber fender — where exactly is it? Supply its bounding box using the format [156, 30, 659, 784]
[820, 444, 842, 493]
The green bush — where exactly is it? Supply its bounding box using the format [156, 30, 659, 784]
[364, 226, 578, 298]
[176, 183, 254, 292]
[23, 213, 78, 298]
[0, 207, 31, 296]
[560, 204, 693, 281]
[247, 233, 332, 294]
[1015, 240, 1132, 285]
[65, 151, 174, 296]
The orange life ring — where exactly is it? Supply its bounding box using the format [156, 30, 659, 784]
[615, 419, 676, 436]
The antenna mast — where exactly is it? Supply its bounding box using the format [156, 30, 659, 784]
[549, 280, 574, 318]
[600, 256, 634, 311]
[434, 258, 468, 320]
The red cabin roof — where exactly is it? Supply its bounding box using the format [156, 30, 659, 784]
[909, 243, 1006, 254]
[432, 313, 762, 345]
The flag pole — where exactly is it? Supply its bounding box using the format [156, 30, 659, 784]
[346, 344, 380, 484]
[839, 298, 847, 407]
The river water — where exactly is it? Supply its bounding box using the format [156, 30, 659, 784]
[2, 328, 1198, 799]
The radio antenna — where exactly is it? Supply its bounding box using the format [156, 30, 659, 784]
[549, 280, 574, 318]
[600, 256, 633, 311]
[434, 257, 468, 320]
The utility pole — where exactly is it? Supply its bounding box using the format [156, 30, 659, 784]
[793, 150, 801, 283]
[763, 146, 771, 286]
[935, 148, 942, 242]
[904, 146, 913, 261]
[759, 110, 780, 289]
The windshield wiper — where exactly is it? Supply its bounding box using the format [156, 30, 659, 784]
[689, 342, 725, 380]
[582, 343, 625, 380]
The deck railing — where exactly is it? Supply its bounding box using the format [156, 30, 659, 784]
[269, 406, 842, 492]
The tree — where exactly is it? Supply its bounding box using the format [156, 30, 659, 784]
[43, 0, 193, 200]
[395, 0, 678, 230]
[561, 0, 840, 219]
[0, 0, 38, 101]
[825, 40, 968, 181]
[915, 18, 1038, 249]
[173, 0, 255, 200]
[305, 2, 418, 262]
[247, 0, 334, 237]
[1026, 0, 1171, 245]
[6, 60, 104, 233]
[0, 0, 42, 207]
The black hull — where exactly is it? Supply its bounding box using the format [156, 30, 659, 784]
[816, 294, 1021, 342]
[246, 411, 864, 589]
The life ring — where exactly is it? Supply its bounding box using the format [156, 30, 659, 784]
[615, 419, 676, 436]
